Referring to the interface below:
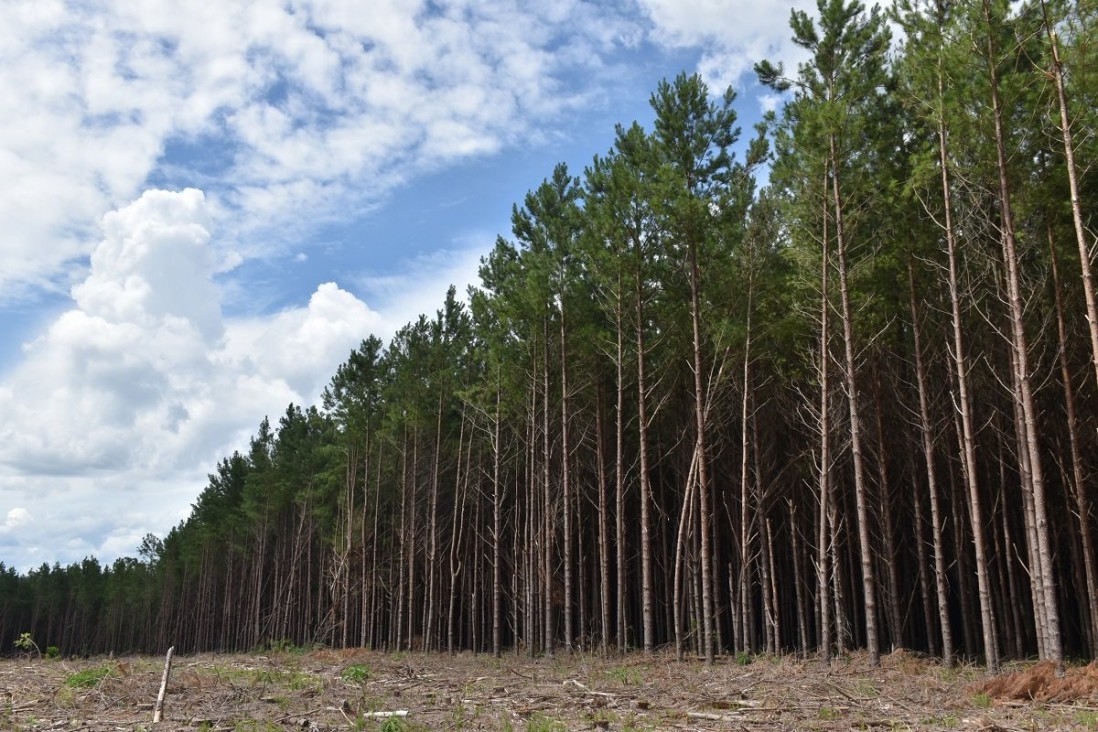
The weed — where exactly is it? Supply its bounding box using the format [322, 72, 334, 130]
[44, 646, 60, 660]
[609, 666, 641, 686]
[854, 680, 879, 698]
[525, 712, 565, 732]
[64, 666, 112, 688]
[1077, 710, 1098, 728]
[379, 717, 406, 732]
[342, 663, 372, 684]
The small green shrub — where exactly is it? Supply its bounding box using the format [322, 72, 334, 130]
[341, 664, 371, 684]
[14, 632, 41, 657]
[45, 645, 60, 659]
[64, 666, 112, 688]
[379, 717, 407, 732]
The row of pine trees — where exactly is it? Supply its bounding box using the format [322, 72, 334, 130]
[2, 0, 1096, 670]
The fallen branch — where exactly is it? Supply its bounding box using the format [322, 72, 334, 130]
[152, 646, 174, 724]
[687, 711, 739, 722]
[359, 711, 409, 718]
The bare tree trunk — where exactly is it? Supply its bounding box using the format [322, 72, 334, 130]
[426, 392, 444, 651]
[492, 375, 503, 658]
[790, 501, 810, 656]
[908, 264, 955, 665]
[595, 391, 612, 656]
[872, 366, 903, 651]
[828, 133, 879, 666]
[1048, 228, 1098, 651]
[817, 171, 833, 664]
[541, 326, 554, 656]
[1040, 0, 1098, 391]
[447, 411, 469, 654]
[982, 0, 1062, 664]
[738, 268, 755, 656]
[673, 451, 700, 661]
[636, 261, 656, 655]
[936, 62, 998, 671]
[688, 238, 716, 665]
[615, 310, 627, 654]
[560, 307, 574, 653]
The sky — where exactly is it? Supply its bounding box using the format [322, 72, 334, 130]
[0, 0, 811, 573]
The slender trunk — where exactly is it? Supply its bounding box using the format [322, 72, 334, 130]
[1040, 1, 1098, 391]
[673, 450, 700, 660]
[636, 252, 656, 655]
[738, 268, 755, 655]
[829, 132, 879, 666]
[1048, 227, 1098, 651]
[817, 170, 833, 664]
[541, 327, 554, 655]
[560, 305, 574, 652]
[908, 263, 955, 665]
[426, 391, 444, 651]
[615, 303, 627, 654]
[447, 411, 469, 654]
[790, 501, 810, 656]
[937, 61, 998, 672]
[595, 390, 611, 656]
[492, 374, 503, 658]
[688, 239, 715, 665]
[982, 0, 1061, 664]
[872, 366, 903, 650]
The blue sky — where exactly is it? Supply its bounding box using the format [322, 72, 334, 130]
[0, 0, 808, 571]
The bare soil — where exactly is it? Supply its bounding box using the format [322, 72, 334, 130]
[2, 647, 1097, 730]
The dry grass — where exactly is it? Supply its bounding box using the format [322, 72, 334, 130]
[977, 660, 1098, 702]
[1, 648, 1096, 730]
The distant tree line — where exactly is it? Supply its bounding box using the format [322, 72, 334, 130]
[3, 0, 1096, 670]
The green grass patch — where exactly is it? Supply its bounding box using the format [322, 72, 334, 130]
[63, 666, 112, 688]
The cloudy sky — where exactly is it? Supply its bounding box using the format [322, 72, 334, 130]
[0, 0, 809, 572]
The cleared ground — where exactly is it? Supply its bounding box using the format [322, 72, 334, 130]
[2, 647, 1097, 730]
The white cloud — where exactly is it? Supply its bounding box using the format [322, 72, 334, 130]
[636, 0, 814, 91]
[0, 0, 637, 304]
[0, 189, 386, 570]
[0, 508, 31, 535]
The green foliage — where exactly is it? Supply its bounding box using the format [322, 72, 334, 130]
[341, 664, 371, 684]
[64, 666, 112, 688]
[379, 717, 407, 732]
[14, 632, 40, 657]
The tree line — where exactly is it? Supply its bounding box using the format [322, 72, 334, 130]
[2, 0, 1096, 670]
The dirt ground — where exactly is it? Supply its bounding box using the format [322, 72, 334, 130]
[2, 647, 1097, 731]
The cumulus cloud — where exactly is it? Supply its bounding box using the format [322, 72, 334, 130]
[0, 0, 638, 303]
[0, 189, 384, 569]
[0, 508, 31, 535]
[637, 0, 813, 91]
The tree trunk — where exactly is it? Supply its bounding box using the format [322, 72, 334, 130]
[982, 0, 1062, 664]
[1048, 227, 1098, 652]
[937, 61, 998, 672]
[829, 132, 879, 666]
[1040, 0, 1098, 392]
[908, 263, 955, 665]
[688, 239, 716, 665]
[636, 251, 656, 655]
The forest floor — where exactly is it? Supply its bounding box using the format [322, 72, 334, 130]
[2, 646, 1098, 731]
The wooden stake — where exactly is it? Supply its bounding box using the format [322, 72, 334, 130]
[152, 646, 174, 724]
